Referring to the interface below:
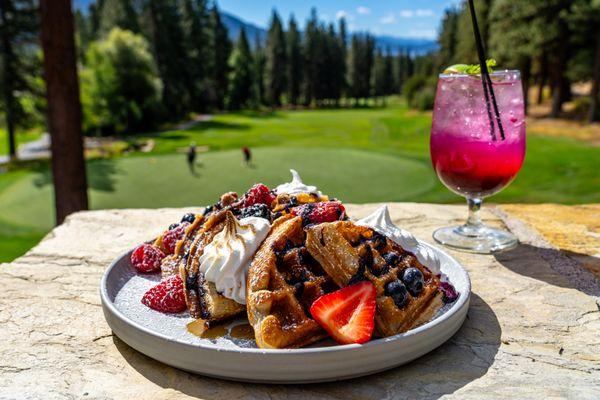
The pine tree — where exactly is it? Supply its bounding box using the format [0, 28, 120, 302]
[455, 0, 492, 64]
[146, 0, 192, 117]
[226, 29, 253, 109]
[348, 35, 374, 103]
[208, 4, 231, 109]
[98, 0, 140, 36]
[383, 48, 394, 96]
[302, 8, 318, 106]
[372, 49, 387, 104]
[252, 34, 266, 106]
[338, 17, 348, 101]
[181, 0, 208, 110]
[286, 15, 302, 106]
[0, 0, 38, 160]
[437, 7, 459, 68]
[265, 10, 286, 106]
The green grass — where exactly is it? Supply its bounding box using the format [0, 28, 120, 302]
[0, 97, 598, 262]
[0, 127, 43, 156]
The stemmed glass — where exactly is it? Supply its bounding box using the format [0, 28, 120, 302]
[429, 70, 526, 253]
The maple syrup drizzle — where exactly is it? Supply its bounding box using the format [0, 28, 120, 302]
[230, 323, 254, 340]
[187, 320, 228, 339]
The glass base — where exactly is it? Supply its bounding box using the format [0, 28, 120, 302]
[433, 224, 518, 254]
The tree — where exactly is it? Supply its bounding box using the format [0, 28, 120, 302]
[81, 27, 161, 134]
[226, 29, 253, 109]
[338, 17, 348, 99]
[145, 0, 191, 117]
[252, 34, 266, 105]
[372, 49, 387, 104]
[0, 0, 38, 161]
[39, 0, 89, 224]
[265, 10, 286, 106]
[98, 0, 139, 36]
[567, 0, 600, 122]
[180, 0, 208, 110]
[286, 15, 302, 106]
[454, 0, 492, 64]
[207, 4, 231, 109]
[437, 8, 459, 68]
[302, 8, 318, 106]
[348, 34, 375, 103]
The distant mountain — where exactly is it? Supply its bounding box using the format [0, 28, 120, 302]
[220, 12, 437, 55]
[72, 1, 438, 55]
[220, 12, 267, 44]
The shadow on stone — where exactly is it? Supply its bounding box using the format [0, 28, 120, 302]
[112, 293, 500, 399]
[494, 243, 600, 297]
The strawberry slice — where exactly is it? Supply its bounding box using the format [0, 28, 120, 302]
[309, 281, 376, 344]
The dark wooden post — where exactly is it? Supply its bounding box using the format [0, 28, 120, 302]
[39, 0, 88, 224]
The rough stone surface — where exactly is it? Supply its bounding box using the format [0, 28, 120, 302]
[1, 203, 599, 400]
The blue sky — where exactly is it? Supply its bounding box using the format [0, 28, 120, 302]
[218, 0, 463, 39]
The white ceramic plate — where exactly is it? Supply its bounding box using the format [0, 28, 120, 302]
[100, 240, 470, 383]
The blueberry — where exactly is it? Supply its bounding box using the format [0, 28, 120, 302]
[401, 267, 424, 296]
[383, 252, 400, 266]
[370, 232, 387, 250]
[168, 223, 179, 230]
[384, 280, 405, 296]
[181, 213, 196, 223]
[385, 280, 408, 308]
[239, 204, 271, 220]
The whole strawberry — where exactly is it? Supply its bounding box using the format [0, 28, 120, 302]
[162, 222, 189, 254]
[141, 275, 187, 313]
[292, 201, 346, 224]
[130, 244, 165, 273]
[243, 183, 276, 207]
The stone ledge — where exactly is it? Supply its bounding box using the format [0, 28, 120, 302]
[1, 203, 599, 399]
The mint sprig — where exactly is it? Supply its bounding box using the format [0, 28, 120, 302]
[443, 59, 497, 74]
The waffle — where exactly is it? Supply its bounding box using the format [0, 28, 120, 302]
[306, 221, 442, 337]
[247, 215, 338, 348]
[180, 209, 246, 322]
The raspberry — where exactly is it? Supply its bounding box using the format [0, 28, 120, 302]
[130, 244, 165, 273]
[141, 275, 187, 313]
[292, 201, 346, 224]
[243, 183, 276, 207]
[162, 222, 189, 254]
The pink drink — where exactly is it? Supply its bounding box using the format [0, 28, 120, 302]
[430, 71, 526, 198]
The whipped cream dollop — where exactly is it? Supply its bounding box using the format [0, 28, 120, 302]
[199, 213, 270, 304]
[356, 205, 442, 277]
[275, 169, 323, 196]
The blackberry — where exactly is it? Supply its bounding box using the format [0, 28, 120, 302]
[239, 203, 271, 220]
[181, 213, 196, 224]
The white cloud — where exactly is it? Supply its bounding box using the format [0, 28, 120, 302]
[336, 10, 347, 20]
[380, 13, 397, 24]
[416, 9, 435, 17]
[408, 29, 437, 39]
[399, 10, 414, 18]
[356, 6, 371, 15]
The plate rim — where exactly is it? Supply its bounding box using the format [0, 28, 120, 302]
[100, 238, 471, 355]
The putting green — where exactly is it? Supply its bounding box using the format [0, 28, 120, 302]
[0, 147, 435, 231]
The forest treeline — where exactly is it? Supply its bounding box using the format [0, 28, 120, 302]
[1, 0, 599, 150]
[1, 0, 426, 139]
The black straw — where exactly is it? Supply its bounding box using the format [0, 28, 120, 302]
[467, 0, 505, 141]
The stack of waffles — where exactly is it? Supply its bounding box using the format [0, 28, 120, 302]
[132, 170, 458, 349]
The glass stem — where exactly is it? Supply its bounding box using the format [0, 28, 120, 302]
[466, 197, 483, 228]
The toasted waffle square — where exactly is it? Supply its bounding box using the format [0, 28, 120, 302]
[247, 215, 338, 348]
[306, 221, 442, 337]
